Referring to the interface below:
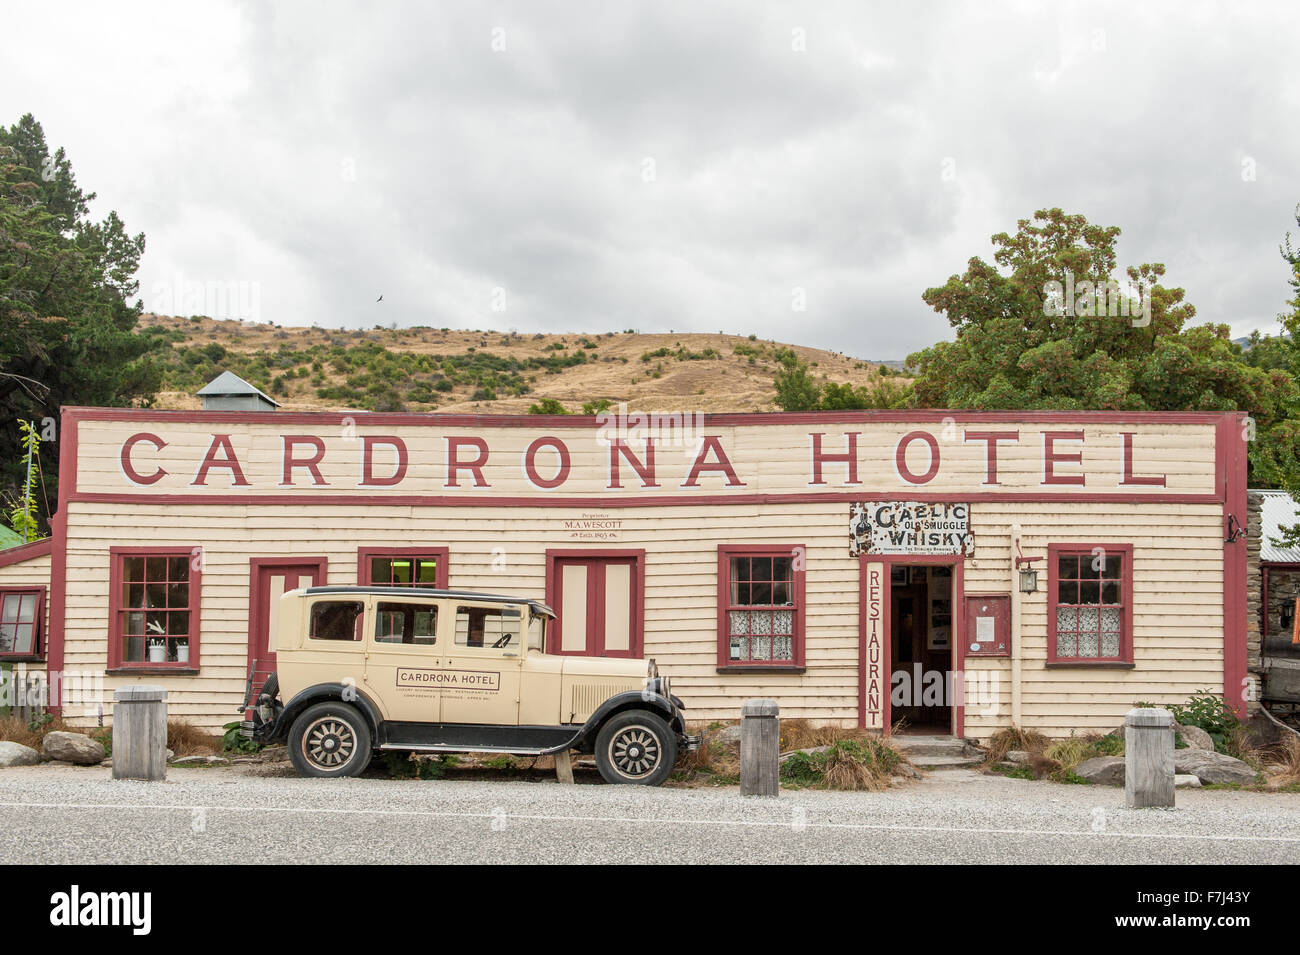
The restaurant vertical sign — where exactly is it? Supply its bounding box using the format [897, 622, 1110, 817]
[864, 561, 885, 727]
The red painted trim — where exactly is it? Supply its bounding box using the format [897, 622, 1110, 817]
[0, 586, 47, 659]
[107, 546, 203, 671]
[1220, 415, 1249, 714]
[0, 538, 53, 569]
[68, 490, 1224, 508]
[543, 549, 646, 658]
[246, 557, 328, 699]
[1046, 543, 1134, 664]
[61, 406, 1235, 427]
[715, 544, 807, 669]
[46, 408, 76, 714]
[356, 547, 449, 588]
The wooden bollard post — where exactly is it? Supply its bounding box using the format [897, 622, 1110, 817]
[1125, 706, 1174, 808]
[740, 698, 780, 797]
[113, 685, 168, 781]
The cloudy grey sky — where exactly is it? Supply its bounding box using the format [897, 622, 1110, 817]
[5, 1, 1299, 358]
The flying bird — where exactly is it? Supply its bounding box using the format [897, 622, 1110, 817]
[376, 294, 383, 302]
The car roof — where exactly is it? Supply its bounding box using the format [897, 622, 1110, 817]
[301, 586, 556, 618]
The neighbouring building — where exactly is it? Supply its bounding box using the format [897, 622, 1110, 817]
[0, 383, 1251, 740]
[1247, 489, 1300, 710]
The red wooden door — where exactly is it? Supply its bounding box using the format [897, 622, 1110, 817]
[246, 558, 327, 708]
[550, 556, 641, 657]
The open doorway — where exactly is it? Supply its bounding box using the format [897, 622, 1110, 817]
[889, 564, 954, 735]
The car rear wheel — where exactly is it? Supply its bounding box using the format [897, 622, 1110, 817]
[288, 702, 372, 778]
[594, 711, 677, 786]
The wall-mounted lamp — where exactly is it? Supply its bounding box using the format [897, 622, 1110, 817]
[1018, 566, 1039, 594]
[1282, 599, 1295, 631]
[1014, 539, 1041, 594]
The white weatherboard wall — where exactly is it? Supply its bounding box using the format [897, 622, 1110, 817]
[58, 499, 1225, 736]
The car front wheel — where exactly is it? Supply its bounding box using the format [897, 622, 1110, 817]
[288, 702, 372, 778]
[594, 711, 677, 786]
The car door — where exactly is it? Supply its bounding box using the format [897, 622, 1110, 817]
[362, 595, 444, 723]
[438, 600, 524, 726]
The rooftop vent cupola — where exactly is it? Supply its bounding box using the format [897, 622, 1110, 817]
[196, 371, 280, 412]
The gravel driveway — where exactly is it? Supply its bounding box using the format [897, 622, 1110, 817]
[1, 763, 1297, 864]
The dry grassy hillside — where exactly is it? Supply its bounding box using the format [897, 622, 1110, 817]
[141, 313, 902, 415]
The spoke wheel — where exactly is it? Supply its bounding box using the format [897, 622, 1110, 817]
[594, 711, 678, 786]
[609, 726, 662, 779]
[288, 703, 372, 778]
[303, 717, 357, 769]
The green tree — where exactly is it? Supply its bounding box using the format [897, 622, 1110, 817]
[772, 352, 820, 411]
[528, 398, 568, 415]
[908, 208, 1297, 482]
[1263, 203, 1300, 546]
[772, 352, 908, 411]
[0, 114, 161, 526]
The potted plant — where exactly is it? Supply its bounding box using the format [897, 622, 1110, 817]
[176, 639, 189, 664]
[147, 637, 167, 664]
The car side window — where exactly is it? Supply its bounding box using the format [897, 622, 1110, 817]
[309, 601, 365, 641]
[455, 605, 521, 650]
[375, 602, 439, 646]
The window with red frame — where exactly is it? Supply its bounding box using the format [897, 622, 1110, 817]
[116, 554, 196, 665]
[365, 554, 442, 588]
[0, 588, 43, 657]
[722, 552, 801, 665]
[1051, 547, 1130, 661]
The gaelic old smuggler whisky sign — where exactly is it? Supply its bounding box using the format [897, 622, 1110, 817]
[849, 502, 974, 557]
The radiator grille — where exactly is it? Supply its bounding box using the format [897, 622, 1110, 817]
[570, 682, 639, 722]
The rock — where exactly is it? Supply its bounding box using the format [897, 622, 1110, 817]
[1074, 756, 1126, 785]
[41, 731, 106, 766]
[779, 745, 829, 763]
[0, 741, 44, 767]
[1175, 774, 1202, 789]
[894, 762, 922, 779]
[1174, 750, 1257, 786]
[710, 725, 741, 745]
[1174, 724, 1214, 751]
[170, 754, 230, 766]
[1005, 749, 1031, 765]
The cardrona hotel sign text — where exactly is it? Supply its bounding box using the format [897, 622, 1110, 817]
[102, 418, 1185, 495]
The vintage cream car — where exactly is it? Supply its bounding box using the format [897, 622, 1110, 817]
[242, 586, 697, 785]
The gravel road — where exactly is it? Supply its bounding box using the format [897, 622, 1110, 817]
[1, 763, 1297, 864]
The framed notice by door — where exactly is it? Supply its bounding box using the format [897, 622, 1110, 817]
[545, 549, 645, 658]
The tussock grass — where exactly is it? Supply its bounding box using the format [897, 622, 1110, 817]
[1261, 734, 1300, 787]
[982, 726, 1050, 766]
[166, 719, 222, 758]
[779, 718, 872, 752]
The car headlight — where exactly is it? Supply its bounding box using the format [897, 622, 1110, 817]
[659, 675, 671, 698]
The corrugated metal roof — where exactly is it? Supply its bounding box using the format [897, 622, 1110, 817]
[1254, 489, 1300, 563]
[195, 370, 280, 406]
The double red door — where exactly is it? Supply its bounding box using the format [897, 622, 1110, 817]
[550, 556, 641, 658]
